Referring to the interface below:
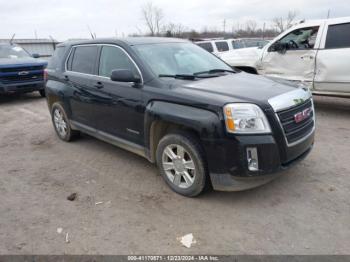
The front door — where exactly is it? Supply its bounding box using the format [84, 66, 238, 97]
[259, 26, 321, 86]
[91, 45, 144, 146]
[314, 20, 350, 94]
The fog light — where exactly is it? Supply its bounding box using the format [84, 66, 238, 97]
[247, 147, 259, 171]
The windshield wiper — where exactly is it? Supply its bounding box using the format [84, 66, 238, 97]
[194, 69, 236, 75]
[159, 73, 222, 80]
[159, 74, 196, 80]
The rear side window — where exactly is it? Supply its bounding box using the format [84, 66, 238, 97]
[98, 46, 138, 77]
[215, 41, 229, 52]
[197, 42, 214, 53]
[69, 46, 98, 74]
[232, 40, 244, 49]
[48, 46, 65, 70]
[326, 23, 350, 49]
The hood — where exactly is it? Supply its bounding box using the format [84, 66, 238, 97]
[218, 47, 262, 60]
[0, 57, 47, 68]
[168, 72, 310, 110]
[218, 47, 262, 67]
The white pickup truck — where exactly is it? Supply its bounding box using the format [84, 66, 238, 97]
[219, 17, 350, 97]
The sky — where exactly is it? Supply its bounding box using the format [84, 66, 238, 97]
[0, 0, 349, 41]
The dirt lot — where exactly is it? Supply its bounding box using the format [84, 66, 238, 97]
[0, 93, 349, 255]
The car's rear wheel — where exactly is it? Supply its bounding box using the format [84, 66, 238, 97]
[156, 132, 207, 197]
[51, 103, 79, 142]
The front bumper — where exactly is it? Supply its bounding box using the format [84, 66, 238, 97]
[203, 130, 314, 191]
[209, 145, 312, 191]
[0, 81, 45, 94]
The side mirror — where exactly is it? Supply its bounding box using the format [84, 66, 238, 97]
[110, 69, 141, 83]
[269, 42, 287, 54]
[32, 53, 40, 58]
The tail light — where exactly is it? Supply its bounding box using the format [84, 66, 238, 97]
[44, 69, 48, 82]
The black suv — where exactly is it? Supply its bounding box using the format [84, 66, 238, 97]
[0, 43, 47, 96]
[46, 38, 315, 197]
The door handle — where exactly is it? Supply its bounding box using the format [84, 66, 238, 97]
[94, 82, 104, 89]
[301, 55, 314, 60]
[64, 75, 69, 81]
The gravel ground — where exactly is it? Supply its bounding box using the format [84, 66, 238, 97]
[0, 93, 349, 255]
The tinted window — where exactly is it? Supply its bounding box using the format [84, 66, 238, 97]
[48, 46, 65, 70]
[279, 27, 319, 50]
[197, 42, 214, 53]
[326, 23, 350, 49]
[70, 46, 98, 74]
[98, 46, 138, 77]
[215, 41, 229, 52]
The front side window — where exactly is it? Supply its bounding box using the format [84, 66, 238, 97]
[215, 41, 229, 52]
[0, 44, 30, 59]
[70, 46, 98, 74]
[98, 46, 138, 77]
[197, 42, 214, 53]
[279, 27, 319, 50]
[133, 42, 232, 76]
[326, 23, 350, 49]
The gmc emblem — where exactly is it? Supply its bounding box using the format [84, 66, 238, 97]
[294, 107, 312, 123]
[18, 71, 29, 76]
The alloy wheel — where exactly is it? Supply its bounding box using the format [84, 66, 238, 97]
[53, 108, 67, 137]
[162, 144, 196, 189]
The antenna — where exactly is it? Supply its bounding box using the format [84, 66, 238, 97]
[49, 35, 57, 50]
[87, 25, 95, 39]
[9, 34, 16, 44]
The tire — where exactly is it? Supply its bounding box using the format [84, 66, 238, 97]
[39, 89, 46, 97]
[51, 102, 79, 142]
[156, 132, 208, 197]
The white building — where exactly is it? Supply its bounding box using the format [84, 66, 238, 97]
[0, 39, 60, 60]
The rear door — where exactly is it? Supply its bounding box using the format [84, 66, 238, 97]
[65, 45, 99, 127]
[259, 24, 323, 86]
[314, 19, 350, 94]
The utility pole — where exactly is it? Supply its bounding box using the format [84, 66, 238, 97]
[262, 22, 266, 39]
[223, 19, 226, 33]
[327, 9, 331, 19]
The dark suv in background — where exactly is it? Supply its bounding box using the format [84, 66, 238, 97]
[46, 38, 315, 197]
[0, 43, 47, 97]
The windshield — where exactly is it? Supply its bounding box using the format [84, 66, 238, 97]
[133, 42, 232, 76]
[0, 44, 30, 59]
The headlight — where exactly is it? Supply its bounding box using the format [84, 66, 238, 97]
[223, 103, 271, 134]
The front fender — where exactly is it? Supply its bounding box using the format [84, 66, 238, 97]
[144, 101, 225, 160]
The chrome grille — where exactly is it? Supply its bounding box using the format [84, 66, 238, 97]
[277, 99, 314, 145]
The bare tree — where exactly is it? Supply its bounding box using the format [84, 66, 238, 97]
[141, 2, 164, 36]
[273, 10, 298, 33]
[163, 23, 186, 37]
[245, 20, 258, 33]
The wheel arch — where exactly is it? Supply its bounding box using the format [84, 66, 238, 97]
[144, 101, 224, 163]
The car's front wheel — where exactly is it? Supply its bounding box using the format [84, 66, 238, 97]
[156, 132, 208, 197]
[39, 89, 46, 97]
[51, 103, 79, 142]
